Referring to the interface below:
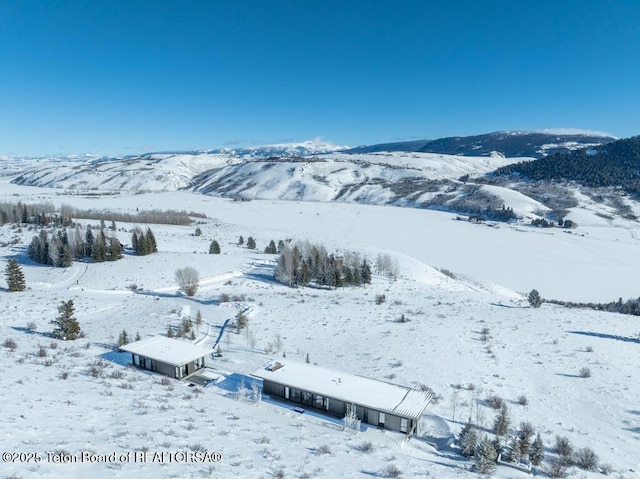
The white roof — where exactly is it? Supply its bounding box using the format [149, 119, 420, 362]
[120, 336, 211, 366]
[252, 360, 433, 420]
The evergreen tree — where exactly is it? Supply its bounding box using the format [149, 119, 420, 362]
[146, 227, 158, 253]
[5, 259, 26, 292]
[134, 331, 141, 341]
[131, 230, 140, 255]
[118, 329, 129, 346]
[493, 403, 510, 437]
[527, 289, 543, 308]
[51, 299, 81, 340]
[167, 326, 174, 338]
[475, 436, 498, 474]
[209, 240, 221, 254]
[246, 236, 256, 249]
[107, 236, 123, 261]
[264, 239, 277, 254]
[458, 418, 478, 457]
[529, 433, 545, 466]
[85, 227, 94, 258]
[508, 436, 521, 463]
[238, 235, 244, 246]
[60, 244, 73, 267]
[92, 230, 107, 262]
[361, 259, 372, 284]
[195, 310, 203, 334]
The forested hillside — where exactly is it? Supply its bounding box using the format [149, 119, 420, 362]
[493, 136, 640, 193]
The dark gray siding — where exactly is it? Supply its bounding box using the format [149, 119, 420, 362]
[154, 360, 176, 377]
[262, 379, 416, 435]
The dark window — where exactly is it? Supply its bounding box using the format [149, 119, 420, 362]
[291, 388, 301, 402]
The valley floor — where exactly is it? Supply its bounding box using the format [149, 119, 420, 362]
[1, 185, 639, 478]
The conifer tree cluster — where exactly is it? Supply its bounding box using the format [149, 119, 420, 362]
[275, 242, 372, 288]
[4, 259, 26, 292]
[131, 227, 158, 256]
[264, 239, 277, 254]
[27, 225, 122, 267]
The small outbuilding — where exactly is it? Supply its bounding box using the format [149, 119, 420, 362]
[253, 360, 434, 437]
[120, 336, 210, 379]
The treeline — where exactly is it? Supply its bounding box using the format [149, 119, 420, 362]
[547, 296, 640, 317]
[0, 201, 71, 227]
[493, 135, 640, 194]
[60, 205, 206, 226]
[27, 226, 123, 267]
[275, 242, 371, 288]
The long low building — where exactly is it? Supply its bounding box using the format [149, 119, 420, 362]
[120, 336, 210, 379]
[253, 360, 434, 437]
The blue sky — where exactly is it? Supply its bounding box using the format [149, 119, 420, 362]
[1, 0, 639, 156]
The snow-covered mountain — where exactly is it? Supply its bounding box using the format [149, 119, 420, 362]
[2, 132, 634, 224]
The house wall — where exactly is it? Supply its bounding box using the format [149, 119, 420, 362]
[153, 360, 177, 378]
[262, 379, 415, 435]
[131, 354, 206, 379]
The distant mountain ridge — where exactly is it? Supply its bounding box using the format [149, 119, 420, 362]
[347, 131, 615, 158]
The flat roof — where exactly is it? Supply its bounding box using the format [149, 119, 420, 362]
[120, 336, 211, 366]
[252, 360, 433, 420]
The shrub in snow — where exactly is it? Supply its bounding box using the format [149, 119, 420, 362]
[315, 444, 331, 455]
[517, 394, 528, 406]
[357, 441, 374, 453]
[579, 367, 592, 378]
[486, 394, 504, 410]
[553, 435, 574, 462]
[600, 462, 613, 475]
[381, 464, 402, 478]
[574, 447, 599, 471]
[547, 458, 569, 478]
[2, 338, 17, 351]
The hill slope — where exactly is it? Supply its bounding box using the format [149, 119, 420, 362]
[493, 136, 640, 193]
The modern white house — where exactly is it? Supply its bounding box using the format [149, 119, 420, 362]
[120, 336, 210, 379]
[253, 360, 434, 437]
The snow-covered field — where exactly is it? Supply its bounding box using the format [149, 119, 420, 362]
[1, 178, 639, 479]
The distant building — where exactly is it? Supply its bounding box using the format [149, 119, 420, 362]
[120, 336, 210, 379]
[253, 360, 434, 437]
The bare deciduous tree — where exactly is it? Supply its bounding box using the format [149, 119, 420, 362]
[175, 267, 200, 296]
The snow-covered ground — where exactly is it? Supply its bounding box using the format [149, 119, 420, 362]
[1, 180, 639, 479]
